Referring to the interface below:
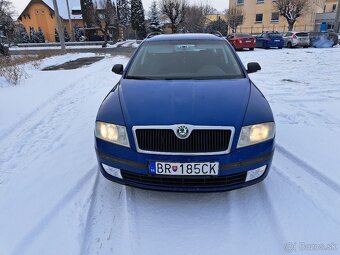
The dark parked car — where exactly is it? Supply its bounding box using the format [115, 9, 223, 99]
[95, 33, 275, 192]
[309, 31, 338, 47]
[256, 32, 284, 49]
[226, 33, 256, 50]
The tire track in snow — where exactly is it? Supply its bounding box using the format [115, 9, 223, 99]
[272, 146, 340, 225]
[0, 59, 110, 184]
[0, 57, 106, 144]
[80, 175, 125, 255]
[275, 144, 340, 194]
[12, 165, 98, 255]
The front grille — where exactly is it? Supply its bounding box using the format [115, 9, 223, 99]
[121, 170, 246, 188]
[135, 129, 232, 153]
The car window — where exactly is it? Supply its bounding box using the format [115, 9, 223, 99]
[126, 40, 245, 80]
[268, 33, 281, 38]
[296, 32, 308, 37]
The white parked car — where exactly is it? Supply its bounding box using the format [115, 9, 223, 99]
[283, 31, 310, 48]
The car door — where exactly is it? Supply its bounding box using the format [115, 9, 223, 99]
[256, 34, 264, 47]
[283, 32, 291, 46]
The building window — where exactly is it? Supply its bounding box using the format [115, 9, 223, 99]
[256, 0, 264, 3]
[36, 10, 39, 14]
[271, 12, 279, 22]
[237, 0, 244, 5]
[42, 10, 45, 14]
[255, 13, 263, 23]
[332, 4, 337, 12]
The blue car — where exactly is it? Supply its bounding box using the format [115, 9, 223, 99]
[256, 32, 284, 49]
[95, 34, 275, 192]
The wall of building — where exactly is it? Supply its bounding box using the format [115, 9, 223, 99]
[324, 0, 338, 12]
[19, 1, 84, 42]
[19, 2, 57, 42]
[229, 0, 326, 33]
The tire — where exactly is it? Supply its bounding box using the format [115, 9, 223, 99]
[287, 42, 292, 48]
[303, 46, 308, 48]
[278, 47, 283, 49]
[249, 48, 254, 51]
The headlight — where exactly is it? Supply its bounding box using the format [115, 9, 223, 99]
[237, 122, 275, 148]
[95, 121, 130, 147]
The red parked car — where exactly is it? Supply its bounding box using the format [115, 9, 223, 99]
[226, 33, 256, 51]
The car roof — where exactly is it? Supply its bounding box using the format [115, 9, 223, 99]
[145, 33, 226, 42]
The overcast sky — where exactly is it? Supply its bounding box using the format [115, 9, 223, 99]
[12, 0, 228, 17]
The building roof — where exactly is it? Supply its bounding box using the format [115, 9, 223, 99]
[18, 0, 82, 20]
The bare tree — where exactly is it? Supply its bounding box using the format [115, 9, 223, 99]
[161, 0, 187, 33]
[183, 3, 215, 33]
[93, 0, 117, 47]
[225, 6, 243, 33]
[274, 0, 309, 31]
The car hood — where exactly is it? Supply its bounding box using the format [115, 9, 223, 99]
[119, 79, 251, 127]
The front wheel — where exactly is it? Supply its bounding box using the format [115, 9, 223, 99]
[287, 42, 292, 48]
[278, 47, 283, 49]
[249, 48, 254, 51]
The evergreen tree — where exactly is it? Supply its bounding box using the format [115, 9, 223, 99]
[13, 24, 29, 43]
[80, 0, 94, 28]
[131, 0, 146, 39]
[64, 27, 70, 42]
[74, 23, 84, 41]
[37, 27, 45, 43]
[29, 27, 39, 43]
[148, 1, 162, 33]
[117, 0, 130, 26]
[21, 30, 29, 43]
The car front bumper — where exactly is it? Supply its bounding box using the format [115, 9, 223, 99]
[95, 138, 274, 192]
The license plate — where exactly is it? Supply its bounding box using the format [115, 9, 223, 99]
[149, 162, 219, 176]
[275, 40, 280, 42]
[246, 41, 251, 43]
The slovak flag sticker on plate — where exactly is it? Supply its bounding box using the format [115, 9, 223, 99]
[172, 166, 178, 172]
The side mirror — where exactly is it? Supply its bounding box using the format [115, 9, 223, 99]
[247, 62, 261, 74]
[112, 64, 124, 75]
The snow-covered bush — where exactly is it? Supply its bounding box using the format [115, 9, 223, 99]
[0, 53, 57, 85]
[0, 58, 27, 85]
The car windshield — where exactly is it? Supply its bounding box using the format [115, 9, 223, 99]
[125, 40, 244, 80]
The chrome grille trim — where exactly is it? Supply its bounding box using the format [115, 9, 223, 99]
[132, 125, 235, 155]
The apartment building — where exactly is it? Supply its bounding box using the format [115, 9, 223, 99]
[229, 0, 327, 33]
[315, 0, 339, 32]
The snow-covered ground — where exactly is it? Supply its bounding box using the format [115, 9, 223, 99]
[0, 47, 340, 255]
